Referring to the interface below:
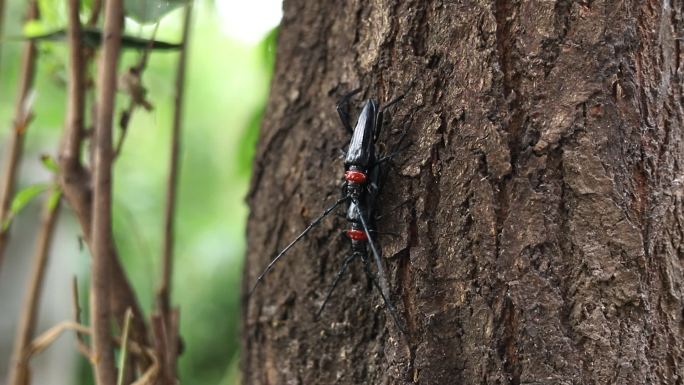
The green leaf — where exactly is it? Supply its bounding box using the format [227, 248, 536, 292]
[47, 188, 62, 212]
[37, 0, 66, 28]
[2, 184, 50, 231]
[124, 0, 189, 24]
[41, 154, 59, 173]
[23, 20, 49, 38]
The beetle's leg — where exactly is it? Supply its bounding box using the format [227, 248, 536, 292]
[336, 88, 362, 134]
[360, 253, 405, 333]
[374, 93, 406, 142]
[369, 230, 401, 237]
[248, 196, 347, 297]
[375, 78, 418, 141]
[375, 199, 412, 221]
[315, 253, 358, 318]
[353, 202, 392, 302]
[373, 109, 384, 143]
[380, 93, 405, 114]
[375, 123, 411, 166]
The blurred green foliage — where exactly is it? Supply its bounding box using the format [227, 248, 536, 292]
[125, 0, 189, 24]
[0, 0, 276, 383]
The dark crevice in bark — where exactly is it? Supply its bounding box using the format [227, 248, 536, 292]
[409, 0, 430, 57]
[552, 143, 580, 349]
[400, 195, 419, 383]
[497, 294, 521, 385]
[493, 0, 524, 151]
[543, 0, 573, 77]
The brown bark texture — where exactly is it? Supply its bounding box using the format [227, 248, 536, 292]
[243, 1, 684, 384]
[91, 0, 123, 383]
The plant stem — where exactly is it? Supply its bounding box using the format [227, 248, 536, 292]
[158, 1, 193, 317]
[0, 1, 39, 273]
[91, 0, 123, 383]
[6, 192, 61, 385]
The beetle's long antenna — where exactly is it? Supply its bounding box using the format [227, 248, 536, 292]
[354, 201, 391, 301]
[355, 201, 407, 334]
[336, 87, 362, 134]
[315, 253, 357, 318]
[361, 253, 405, 333]
[249, 196, 347, 297]
[379, 93, 405, 114]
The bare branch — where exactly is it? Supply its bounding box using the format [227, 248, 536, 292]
[71, 276, 92, 358]
[59, 0, 92, 231]
[158, 1, 193, 317]
[153, 8, 193, 382]
[87, 0, 102, 27]
[91, 0, 124, 383]
[114, 23, 160, 158]
[6, 192, 61, 385]
[60, 3, 150, 377]
[0, 1, 39, 272]
[116, 308, 133, 385]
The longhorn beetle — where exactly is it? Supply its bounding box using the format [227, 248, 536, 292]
[249, 87, 408, 331]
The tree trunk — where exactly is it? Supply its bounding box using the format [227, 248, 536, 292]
[242, 1, 684, 384]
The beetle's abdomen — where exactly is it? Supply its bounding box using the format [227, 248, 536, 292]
[344, 100, 377, 168]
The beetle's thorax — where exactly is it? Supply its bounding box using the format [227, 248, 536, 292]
[344, 166, 367, 200]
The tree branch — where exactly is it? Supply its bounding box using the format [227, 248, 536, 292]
[114, 23, 159, 159]
[5, 193, 61, 385]
[86, 0, 102, 27]
[157, 1, 193, 317]
[154, 7, 193, 383]
[0, 1, 39, 273]
[60, 2, 149, 370]
[91, 0, 123, 383]
[59, 0, 91, 228]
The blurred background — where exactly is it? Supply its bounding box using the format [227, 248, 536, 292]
[0, 0, 280, 383]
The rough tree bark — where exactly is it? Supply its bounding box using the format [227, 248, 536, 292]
[243, 1, 683, 384]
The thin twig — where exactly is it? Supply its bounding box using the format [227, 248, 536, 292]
[71, 277, 83, 339]
[23, 321, 91, 359]
[6, 191, 61, 385]
[71, 276, 91, 358]
[0, 1, 39, 272]
[61, 2, 148, 346]
[158, 1, 193, 317]
[23, 320, 154, 366]
[60, 1, 149, 381]
[91, 0, 123, 383]
[155, 8, 192, 382]
[26, 319, 160, 385]
[114, 23, 160, 158]
[116, 308, 133, 385]
[59, 0, 91, 228]
[87, 0, 102, 27]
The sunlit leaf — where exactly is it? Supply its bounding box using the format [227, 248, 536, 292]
[23, 20, 49, 37]
[2, 184, 50, 231]
[40, 154, 59, 173]
[37, 0, 66, 28]
[124, 0, 189, 24]
[25, 27, 182, 50]
[47, 188, 62, 212]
